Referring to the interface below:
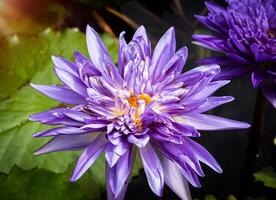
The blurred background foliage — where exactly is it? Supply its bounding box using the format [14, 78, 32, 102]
[0, 0, 275, 199]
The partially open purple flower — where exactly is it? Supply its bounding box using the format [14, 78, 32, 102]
[193, 0, 276, 108]
[30, 25, 250, 200]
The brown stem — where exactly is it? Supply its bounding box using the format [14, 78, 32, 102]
[91, 11, 115, 37]
[105, 7, 139, 29]
[171, 0, 193, 31]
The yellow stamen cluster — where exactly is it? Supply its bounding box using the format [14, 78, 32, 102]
[128, 95, 138, 108]
[128, 93, 151, 108]
[134, 118, 142, 130]
[127, 93, 152, 129]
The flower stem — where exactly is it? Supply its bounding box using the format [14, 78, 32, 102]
[240, 89, 267, 198]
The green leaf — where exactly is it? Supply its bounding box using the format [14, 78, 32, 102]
[101, 33, 119, 63]
[254, 167, 276, 189]
[204, 195, 217, 200]
[0, 166, 101, 200]
[0, 28, 119, 174]
[0, 120, 78, 173]
[225, 195, 237, 200]
[0, 28, 87, 101]
[0, 26, 142, 195]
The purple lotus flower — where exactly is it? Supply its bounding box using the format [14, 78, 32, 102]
[29, 25, 250, 200]
[193, 0, 276, 108]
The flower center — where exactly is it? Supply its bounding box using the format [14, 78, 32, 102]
[115, 114, 137, 135]
[128, 93, 151, 108]
[113, 93, 152, 133]
[267, 29, 276, 38]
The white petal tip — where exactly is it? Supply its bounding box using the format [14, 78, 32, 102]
[168, 26, 175, 32]
[70, 172, 80, 182]
[51, 55, 59, 62]
[32, 133, 41, 138]
[228, 96, 235, 101]
[215, 165, 223, 173]
[28, 115, 35, 121]
[69, 177, 77, 182]
[243, 123, 251, 129]
[86, 24, 92, 31]
[30, 83, 44, 92]
[119, 31, 126, 38]
[86, 25, 97, 36]
[30, 83, 37, 88]
[235, 122, 251, 129]
[34, 150, 43, 155]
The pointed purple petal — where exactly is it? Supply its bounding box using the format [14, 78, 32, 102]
[178, 162, 201, 187]
[182, 65, 229, 101]
[161, 156, 192, 200]
[107, 150, 132, 198]
[132, 25, 151, 57]
[29, 108, 65, 122]
[151, 27, 176, 81]
[118, 31, 127, 76]
[106, 159, 131, 200]
[74, 51, 102, 82]
[251, 71, 265, 88]
[205, 1, 226, 13]
[183, 137, 222, 173]
[192, 35, 227, 52]
[54, 67, 87, 96]
[29, 108, 85, 126]
[139, 143, 164, 197]
[112, 140, 130, 156]
[34, 133, 98, 155]
[177, 71, 204, 86]
[214, 65, 252, 80]
[127, 134, 150, 148]
[202, 80, 230, 98]
[80, 123, 108, 129]
[59, 109, 92, 123]
[86, 26, 124, 87]
[157, 47, 188, 81]
[174, 114, 250, 131]
[52, 55, 78, 77]
[157, 142, 204, 178]
[86, 25, 112, 69]
[156, 145, 201, 188]
[194, 15, 227, 34]
[197, 56, 237, 66]
[188, 96, 234, 114]
[172, 122, 201, 137]
[262, 82, 276, 108]
[227, 53, 250, 64]
[196, 56, 252, 80]
[30, 84, 86, 104]
[185, 64, 221, 75]
[105, 143, 121, 168]
[33, 126, 91, 137]
[187, 80, 230, 101]
[106, 174, 129, 200]
[70, 134, 107, 181]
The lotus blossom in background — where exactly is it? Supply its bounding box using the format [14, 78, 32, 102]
[193, 0, 276, 108]
[29, 25, 250, 200]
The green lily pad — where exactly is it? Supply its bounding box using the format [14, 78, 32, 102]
[254, 167, 276, 189]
